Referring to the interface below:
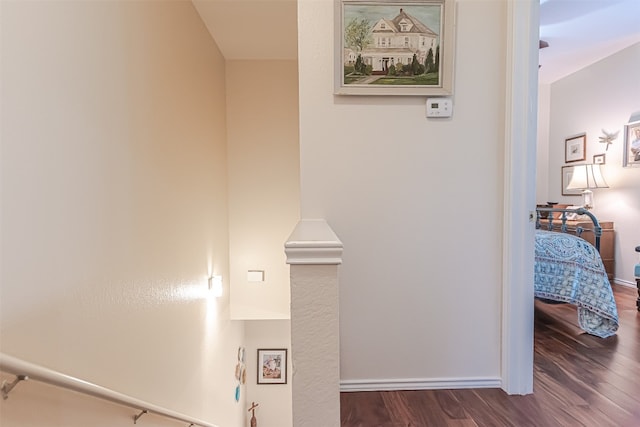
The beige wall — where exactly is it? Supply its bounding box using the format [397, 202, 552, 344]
[1, 1, 244, 426]
[225, 60, 300, 320]
[225, 59, 299, 425]
[298, 0, 506, 387]
[544, 42, 640, 284]
[244, 320, 292, 427]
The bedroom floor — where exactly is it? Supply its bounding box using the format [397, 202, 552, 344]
[340, 284, 640, 427]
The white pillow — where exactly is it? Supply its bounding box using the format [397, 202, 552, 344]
[566, 205, 586, 220]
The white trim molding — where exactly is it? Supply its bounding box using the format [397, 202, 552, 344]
[614, 279, 637, 288]
[285, 219, 343, 265]
[501, 0, 539, 395]
[341, 377, 502, 392]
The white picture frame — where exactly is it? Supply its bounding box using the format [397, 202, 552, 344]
[623, 120, 640, 167]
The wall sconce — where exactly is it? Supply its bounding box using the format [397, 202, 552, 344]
[566, 163, 609, 210]
[208, 275, 223, 297]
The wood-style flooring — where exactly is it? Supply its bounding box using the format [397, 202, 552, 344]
[340, 284, 640, 427]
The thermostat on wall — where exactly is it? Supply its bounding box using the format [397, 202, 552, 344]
[426, 97, 453, 118]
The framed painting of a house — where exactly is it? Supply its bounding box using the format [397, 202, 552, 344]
[334, 0, 455, 96]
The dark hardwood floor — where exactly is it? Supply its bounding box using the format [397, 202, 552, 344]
[341, 284, 640, 427]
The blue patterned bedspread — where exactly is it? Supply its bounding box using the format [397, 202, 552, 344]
[535, 230, 618, 338]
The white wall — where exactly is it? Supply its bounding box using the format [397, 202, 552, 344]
[536, 84, 551, 203]
[298, 0, 507, 387]
[244, 320, 292, 427]
[0, 1, 245, 426]
[225, 60, 298, 426]
[0, 375, 189, 427]
[545, 42, 640, 284]
[225, 60, 300, 320]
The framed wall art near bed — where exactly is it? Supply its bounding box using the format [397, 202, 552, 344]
[593, 153, 606, 165]
[564, 133, 586, 163]
[623, 120, 640, 167]
[334, 0, 456, 96]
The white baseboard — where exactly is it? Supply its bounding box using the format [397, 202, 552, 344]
[614, 278, 637, 288]
[340, 377, 502, 392]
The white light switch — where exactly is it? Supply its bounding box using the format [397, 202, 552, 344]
[247, 270, 265, 282]
[426, 97, 453, 118]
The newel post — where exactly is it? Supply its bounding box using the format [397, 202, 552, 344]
[285, 219, 343, 427]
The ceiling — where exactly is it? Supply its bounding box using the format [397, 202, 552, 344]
[539, 0, 640, 84]
[191, 0, 298, 60]
[192, 0, 640, 84]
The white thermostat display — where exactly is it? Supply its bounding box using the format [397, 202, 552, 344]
[426, 97, 453, 118]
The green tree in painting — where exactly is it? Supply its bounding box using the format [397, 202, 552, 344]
[388, 64, 397, 76]
[425, 48, 434, 73]
[434, 45, 440, 72]
[411, 54, 420, 75]
[344, 18, 371, 60]
[354, 54, 364, 74]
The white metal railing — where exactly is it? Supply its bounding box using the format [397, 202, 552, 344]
[0, 353, 218, 427]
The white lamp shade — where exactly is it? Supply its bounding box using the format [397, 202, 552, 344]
[566, 164, 608, 190]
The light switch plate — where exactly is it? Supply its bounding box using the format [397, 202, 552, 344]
[247, 270, 265, 282]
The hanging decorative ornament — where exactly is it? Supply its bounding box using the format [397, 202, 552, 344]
[234, 346, 246, 402]
[599, 129, 619, 151]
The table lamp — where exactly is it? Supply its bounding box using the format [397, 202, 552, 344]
[566, 163, 608, 210]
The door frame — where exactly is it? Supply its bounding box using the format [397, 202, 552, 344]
[501, 0, 539, 395]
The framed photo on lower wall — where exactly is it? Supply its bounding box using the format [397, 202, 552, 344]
[257, 349, 287, 384]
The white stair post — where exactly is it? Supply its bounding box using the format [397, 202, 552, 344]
[285, 219, 343, 427]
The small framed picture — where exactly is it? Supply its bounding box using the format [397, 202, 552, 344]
[257, 349, 287, 384]
[565, 133, 586, 163]
[623, 120, 640, 167]
[593, 153, 606, 165]
[561, 165, 582, 196]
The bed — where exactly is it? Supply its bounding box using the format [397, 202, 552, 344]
[534, 207, 619, 338]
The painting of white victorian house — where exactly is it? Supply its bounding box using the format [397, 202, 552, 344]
[336, 0, 454, 96]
